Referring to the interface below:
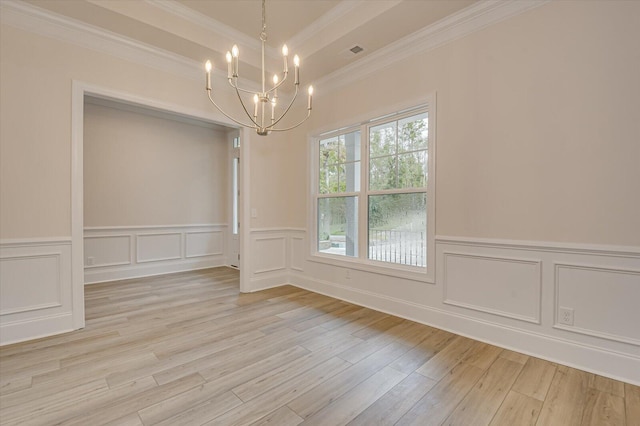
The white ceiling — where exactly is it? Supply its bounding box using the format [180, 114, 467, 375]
[23, 0, 477, 88]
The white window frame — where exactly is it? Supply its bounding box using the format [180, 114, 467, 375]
[308, 95, 436, 283]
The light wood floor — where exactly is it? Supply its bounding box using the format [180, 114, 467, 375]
[1, 268, 638, 426]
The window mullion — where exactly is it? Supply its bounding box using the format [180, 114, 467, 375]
[359, 123, 369, 260]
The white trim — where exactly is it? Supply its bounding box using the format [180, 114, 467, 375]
[314, 0, 549, 95]
[0, 312, 75, 347]
[287, 271, 640, 386]
[0, 252, 63, 316]
[436, 235, 640, 258]
[249, 227, 307, 234]
[84, 261, 227, 285]
[287, 0, 367, 50]
[252, 236, 287, 274]
[1, 0, 550, 98]
[308, 96, 436, 283]
[1, 240, 73, 345]
[146, 0, 271, 60]
[442, 252, 542, 324]
[84, 224, 227, 231]
[185, 230, 225, 258]
[0, 237, 72, 247]
[553, 262, 640, 347]
[0, 0, 204, 82]
[72, 81, 243, 313]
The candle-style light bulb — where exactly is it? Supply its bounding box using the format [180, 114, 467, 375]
[205, 60, 212, 91]
[253, 93, 259, 119]
[271, 98, 276, 121]
[293, 55, 300, 85]
[272, 74, 279, 99]
[282, 44, 288, 56]
[225, 51, 232, 79]
[231, 45, 239, 77]
[282, 44, 289, 73]
[307, 85, 313, 110]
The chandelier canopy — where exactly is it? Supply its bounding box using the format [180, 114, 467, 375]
[204, 0, 313, 136]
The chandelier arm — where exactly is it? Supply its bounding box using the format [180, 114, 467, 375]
[232, 84, 261, 128]
[268, 110, 311, 132]
[265, 71, 289, 95]
[227, 79, 259, 95]
[266, 85, 299, 129]
[207, 91, 258, 129]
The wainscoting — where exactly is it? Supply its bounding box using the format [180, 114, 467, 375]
[84, 225, 227, 284]
[246, 228, 304, 291]
[247, 228, 640, 385]
[0, 238, 75, 345]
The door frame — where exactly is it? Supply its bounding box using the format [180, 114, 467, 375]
[71, 80, 251, 330]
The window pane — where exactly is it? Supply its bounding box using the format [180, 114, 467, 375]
[319, 131, 360, 194]
[344, 131, 361, 162]
[398, 113, 428, 152]
[398, 151, 427, 189]
[341, 161, 360, 192]
[368, 193, 426, 267]
[369, 155, 396, 191]
[318, 197, 358, 257]
[369, 122, 396, 158]
[319, 136, 340, 166]
[319, 165, 339, 194]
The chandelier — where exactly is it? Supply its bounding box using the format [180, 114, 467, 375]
[204, 0, 313, 136]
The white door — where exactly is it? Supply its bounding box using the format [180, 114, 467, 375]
[230, 136, 240, 267]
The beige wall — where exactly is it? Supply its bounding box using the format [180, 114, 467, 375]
[0, 23, 235, 239]
[83, 102, 228, 227]
[2, 0, 639, 244]
[284, 0, 640, 247]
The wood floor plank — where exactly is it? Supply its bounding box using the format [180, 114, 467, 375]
[489, 390, 542, 426]
[63, 373, 206, 426]
[395, 362, 485, 426]
[626, 383, 640, 425]
[347, 372, 437, 426]
[499, 349, 530, 365]
[287, 340, 411, 419]
[511, 356, 557, 401]
[299, 366, 406, 425]
[387, 328, 455, 375]
[442, 357, 524, 425]
[589, 374, 626, 398]
[231, 333, 362, 402]
[1, 268, 634, 426]
[204, 357, 351, 426]
[415, 335, 476, 381]
[249, 406, 304, 426]
[153, 390, 243, 426]
[536, 366, 591, 426]
[580, 389, 625, 426]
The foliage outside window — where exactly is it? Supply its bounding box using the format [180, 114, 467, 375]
[315, 108, 430, 271]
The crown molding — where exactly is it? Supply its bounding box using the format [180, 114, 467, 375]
[314, 0, 550, 95]
[287, 0, 366, 51]
[0, 0, 204, 82]
[146, 0, 279, 60]
[2, 0, 550, 98]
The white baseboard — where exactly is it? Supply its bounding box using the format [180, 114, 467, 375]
[84, 224, 228, 284]
[288, 271, 640, 386]
[0, 238, 76, 346]
[84, 258, 227, 285]
[245, 229, 640, 385]
[0, 312, 75, 346]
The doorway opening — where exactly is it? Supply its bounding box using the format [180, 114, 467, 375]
[71, 81, 248, 330]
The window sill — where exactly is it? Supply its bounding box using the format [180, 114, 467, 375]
[307, 252, 434, 284]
